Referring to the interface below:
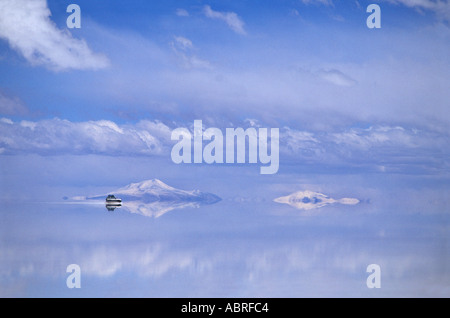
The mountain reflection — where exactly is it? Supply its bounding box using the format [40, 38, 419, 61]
[120, 200, 205, 218]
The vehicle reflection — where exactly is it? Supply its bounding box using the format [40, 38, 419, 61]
[106, 203, 121, 211]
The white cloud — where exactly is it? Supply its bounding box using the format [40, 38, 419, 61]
[282, 128, 323, 159]
[19, 120, 36, 129]
[318, 69, 357, 87]
[244, 118, 261, 127]
[173, 36, 193, 50]
[0, 0, 109, 71]
[301, 0, 450, 20]
[0, 91, 28, 115]
[387, 0, 450, 21]
[0, 117, 13, 125]
[289, 8, 301, 17]
[301, 0, 334, 6]
[0, 118, 172, 155]
[175, 8, 189, 17]
[330, 126, 414, 150]
[0, 116, 447, 174]
[170, 36, 212, 70]
[278, 125, 449, 173]
[203, 5, 246, 35]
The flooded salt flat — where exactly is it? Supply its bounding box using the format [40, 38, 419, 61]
[0, 159, 448, 297]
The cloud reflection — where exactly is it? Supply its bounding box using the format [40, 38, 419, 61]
[1, 231, 446, 297]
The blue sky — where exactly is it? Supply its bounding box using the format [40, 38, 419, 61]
[0, 0, 449, 175]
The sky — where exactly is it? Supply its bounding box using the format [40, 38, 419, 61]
[0, 0, 449, 177]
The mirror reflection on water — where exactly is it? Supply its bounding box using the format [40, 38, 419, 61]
[1, 168, 448, 298]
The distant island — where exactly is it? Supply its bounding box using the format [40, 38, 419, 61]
[80, 179, 221, 217]
[274, 190, 359, 210]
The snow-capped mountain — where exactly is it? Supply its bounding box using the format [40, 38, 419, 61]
[274, 190, 359, 210]
[86, 178, 221, 203]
